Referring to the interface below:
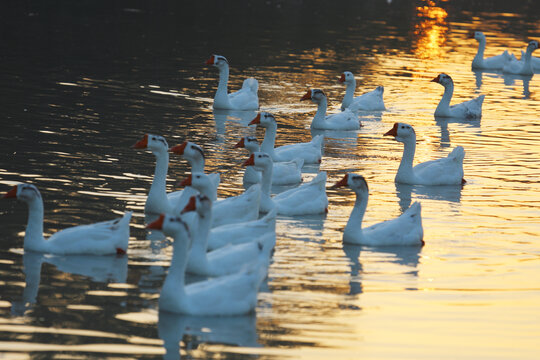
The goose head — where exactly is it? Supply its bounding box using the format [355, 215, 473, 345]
[243, 152, 272, 171]
[147, 213, 191, 243]
[431, 73, 453, 87]
[179, 172, 212, 192]
[470, 31, 486, 42]
[249, 112, 276, 128]
[300, 89, 327, 104]
[169, 141, 205, 162]
[3, 183, 42, 203]
[338, 71, 355, 84]
[527, 40, 539, 53]
[181, 194, 212, 218]
[234, 136, 260, 153]
[332, 173, 369, 197]
[205, 54, 229, 69]
[384, 122, 416, 144]
[133, 134, 169, 155]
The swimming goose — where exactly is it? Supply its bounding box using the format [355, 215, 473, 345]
[384, 123, 465, 185]
[300, 89, 361, 130]
[249, 112, 323, 164]
[4, 183, 131, 255]
[431, 73, 484, 118]
[339, 71, 385, 111]
[332, 174, 424, 246]
[243, 152, 328, 215]
[470, 31, 512, 70]
[147, 214, 262, 315]
[503, 40, 539, 75]
[206, 54, 259, 111]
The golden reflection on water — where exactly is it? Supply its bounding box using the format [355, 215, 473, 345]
[413, 0, 449, 59]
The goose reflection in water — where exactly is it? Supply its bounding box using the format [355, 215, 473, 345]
[434, 115, 481, 147]
[395, 182, 462, 213]
[212, 109, 258, 140]
[11, 251, 128, 316]
[158, 310, 258, 360]
[473, 70, 532, 99]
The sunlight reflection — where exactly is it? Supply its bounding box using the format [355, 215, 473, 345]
[414, 0, 449, 59]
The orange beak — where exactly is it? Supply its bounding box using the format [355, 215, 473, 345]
[146, 214, 165, 230]
[243, 154, 255, 166]
[249, 113, 261, 126]
[300, 90, 312, 101]
[234, 138, 246, 149]
[181, 196, 197, 214]
[170, 141, 188, 155]
[205, 56, 215, 65]
[338, 73, 346, 83]
[179, 175, 192, 187]
[383, 123, 399, 137]
[133, 134, 148, 149]
[3, 185, 18, 199]
[431, 75, 441, 83]
[332, 174, 349, 188]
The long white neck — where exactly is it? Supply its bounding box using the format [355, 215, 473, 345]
[474, 38, 486, 62]
[342, 79, 356, 109]
[23, 197, 48, 252]
[260, 123, 277, 159]
[435, 82, 454, 116]
[343, 191, 367, 242]
[395, 137, 417, 183]
[523, 46, 534, 65]
[188, 154, 205, 173]
[146, 150, 171, 214]
[311, 98, 328, 128]
[259, 161, 273, 196]
[159, 230, 188, 310]
[190, 209, 212, 257]
[214, 65, 231, 108]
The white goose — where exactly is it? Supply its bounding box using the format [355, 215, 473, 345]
[249, 112, 323, 164]
[207, 207, 276, 251]
[431, 73, 484, 118]
[133, 134, 187, 215]
[384, 123, 466, 185]
[470, 31, 513, 70]
[332, 174, 424, 246]
[147, 214, 262, 316]
[503, 40, 539, 75]
[339, 71, 385, 111]
[234, 136, 304, 185]
[519, 50, 540, 71]
[179, 172, 260, 227]
[4, 183, 131, 255]
[206, 54, 259, 111]
[300, 89, 361, 130]
[182, 195, 274, 278]
[243, 152, 328, 215]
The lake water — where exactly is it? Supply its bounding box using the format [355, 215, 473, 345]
[1, 1, 539, 359]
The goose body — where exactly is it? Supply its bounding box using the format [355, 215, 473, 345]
[333, 174, 424, 246]
[182, 195, 274, 278]
[431, 73, 484, 119]
[384, 123, 465, 185]
[244, 153, 328, 215]
[301, 89, 361, 130]
[520, 50, 540, 70]
[339, 71, 385, 111]
[206, 54, 259, 111]
[4, 184, 131, 255]
[180, 173, 260, 227]
[147, 214, 262, 316]
[250, 112, 323, 164]
[470, 31, 512, 70]
[503, 41, 539, 75]
[207, 207, 276, 251]
[234, 136, 304, 185]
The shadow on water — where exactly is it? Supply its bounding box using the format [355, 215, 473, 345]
[434, 115, 481, 146]
[395, 182, 462, 212]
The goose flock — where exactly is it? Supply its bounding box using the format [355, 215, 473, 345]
[3, 34, 538, 318]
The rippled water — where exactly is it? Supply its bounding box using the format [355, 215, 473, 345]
[1, 1, 540, 359]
